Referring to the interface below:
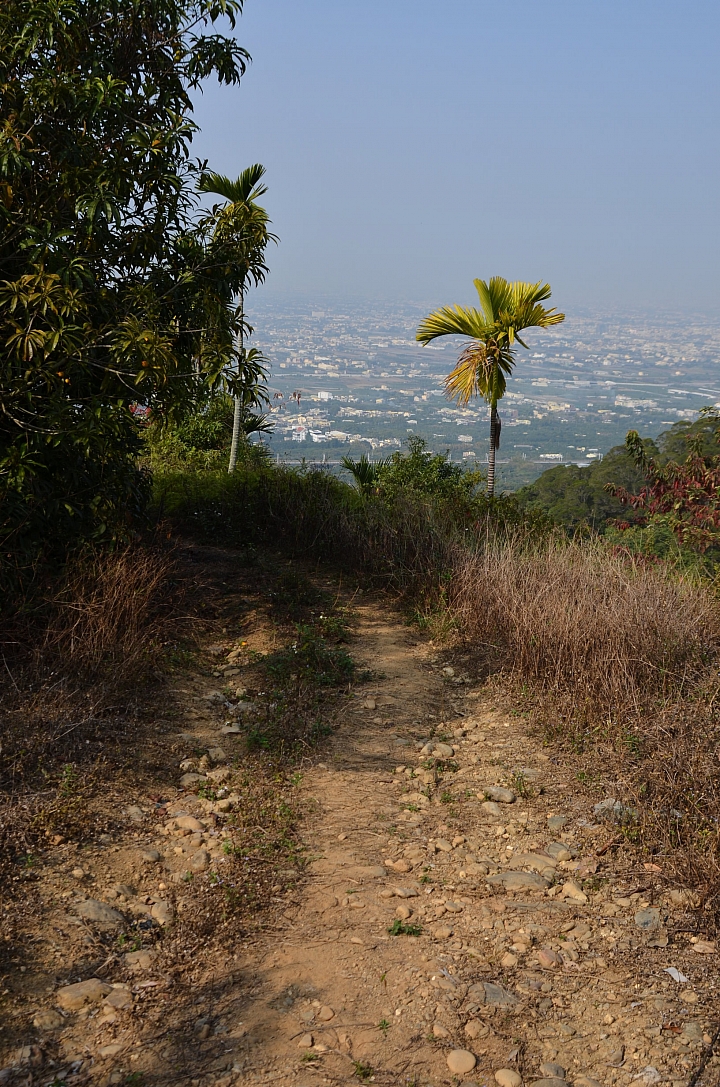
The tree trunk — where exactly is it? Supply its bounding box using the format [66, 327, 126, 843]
[227, 289, 245, 473]
[487, 404, 501, 496]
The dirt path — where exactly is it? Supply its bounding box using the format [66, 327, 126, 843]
[3, 571, 720, 1087]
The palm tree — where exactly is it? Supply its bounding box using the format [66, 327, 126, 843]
[417, 277, 565, 496]
[198, 165, 277, 472]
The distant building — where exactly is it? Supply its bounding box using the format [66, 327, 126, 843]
[291, 426, 307, 442]
[318, 391, 332, 401]
[458, 434, 473, 443]
[539, 453, 563, 461]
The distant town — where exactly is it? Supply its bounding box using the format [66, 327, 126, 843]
[248, 299, 720, 489]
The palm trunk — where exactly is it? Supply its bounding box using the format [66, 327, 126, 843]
[487, 403, 500, 497]
[228, 288, 245, 474]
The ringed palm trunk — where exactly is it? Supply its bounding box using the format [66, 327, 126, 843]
[228, 286, 245, 473]
[487, 403, 500, 496]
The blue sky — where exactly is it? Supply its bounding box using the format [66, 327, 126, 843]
[193, 1, 720, 312]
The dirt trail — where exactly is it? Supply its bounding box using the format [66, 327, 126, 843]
[3, 570, 720, 1087]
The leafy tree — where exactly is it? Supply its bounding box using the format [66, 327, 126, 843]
[0, 0, 254, 575]
[197, 165, 277, 471]
[515, 441, 656, 532]
[416, 278, 565, 496]
[377, 436, 482, 503]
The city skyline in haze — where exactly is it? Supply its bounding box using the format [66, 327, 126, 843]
[192, 0, 720, 313]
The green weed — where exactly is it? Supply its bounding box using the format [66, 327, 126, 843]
[387, 919, 422, 937]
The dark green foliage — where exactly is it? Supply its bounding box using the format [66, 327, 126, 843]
[377, 436, 482, 502]
[155, 453, 551, 597]
[515, 440, 658, 532]
[0, 0, 251, 580]
[387, 919, 422, 936]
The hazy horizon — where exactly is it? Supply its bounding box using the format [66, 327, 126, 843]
[192, 0, 720, 315]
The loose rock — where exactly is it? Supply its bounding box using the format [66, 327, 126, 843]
[74, 899, 124, 925]
[484, 786, 516, 804]
[56, 979, 112, 1011]
[33, 1010, 63, 1031]
[487, 871, 549, 893]
[495, 1072, 522, 1087]
[446, 1049, 476, 1075]
[151, 901, 174, 925]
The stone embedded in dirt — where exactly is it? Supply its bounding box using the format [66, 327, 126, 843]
[207, 747, 227, 762]
[71, 867, 85, 880]
[484, 786, 516, 804]
[180, 772, 206, 788]
[151, 901, 174, 925]
[363, 698, 376, 709]
[635, 907, 661, 931]
[680, 989, 699, 1003]
[573, 1079, 602, 1087]
[104, 987, 133, 1010]
[446, 1049, 476, 1074]
[206, 767, 230, 783]
[501, 952, 518, 968]
[140, 849, 162, 863]
[512, 852, 558, 873]
[74, 899, 125, 925]
[190, 849, 210, 872]
[465, 1021, 485, 1039]
[221, 724, 241, 734]
[529, 1080, 566, 1087]
[395, 904, 412, 920]
[487, 871, 549, 893]
[547, 815, 567, 832]
[495, 1071, 522, 1087]
[536, 948, 561, 968]
[560, 880, 588, 904]
[540, 1062, 566, 1078]
[433, 743, 455, 758]
[432, 1022, 451, 1038]
[435, 838, 453, 852]
[593, 797, 637, 824]
[316, 1005, 335, 1021]
[297, 1033, 314, 1048]
[481, 801, 504, 817]
[693, 940, 717, 953]
[467, 981, 517, 1007]
[175, 815, 204, 831]
[56, 978, 112, 1011]
[98, 1043, 124, 1058]
[347, 865, 387, 881]
[444, 900, 463, 913]
[33, 1010, 64, 1031]
[214, 798, 233, 812]
[393, 886, 419, 898]
[434, 924, 454, 939]
[125, 950, 155, 972]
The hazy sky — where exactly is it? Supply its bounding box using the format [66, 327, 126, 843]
[193, 1, 720, 312]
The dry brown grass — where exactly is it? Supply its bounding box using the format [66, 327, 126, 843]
[0, 545, 176, 877]
[451, 539, 719, 714]
[449, 538, 720, 905]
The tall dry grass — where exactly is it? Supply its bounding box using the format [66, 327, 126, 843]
[0, 546, 176, 874]
[450, 539, 719, 714]
[450, 539, 720, 903]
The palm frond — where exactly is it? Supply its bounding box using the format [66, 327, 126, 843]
[198, 164, 268, 205]
[416, 305, 492, 344]
[444, 341, 509, 405]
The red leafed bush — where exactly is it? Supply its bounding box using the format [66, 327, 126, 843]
[608, 409, 720, 552]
